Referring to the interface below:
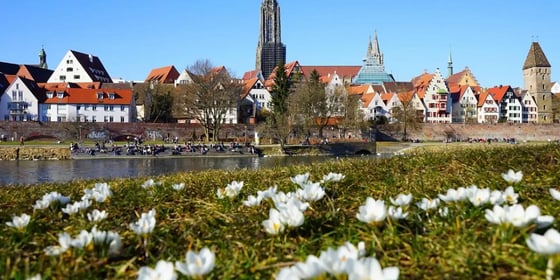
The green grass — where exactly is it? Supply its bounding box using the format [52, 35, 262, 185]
[1, 144, 560, 279]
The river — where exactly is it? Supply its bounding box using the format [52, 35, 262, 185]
[0, 156, 344, 186]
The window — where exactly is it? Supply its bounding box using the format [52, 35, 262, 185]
[59, 75, 66, 81]
[92, 116, 96, 122]
[104, 105, 109, 111]
[109, 105, 114, 111]
[92, 105, 97, 111]
[109, 93, 115, 99]
[66, 67, 73, 72]
[74, 75, 80, 79]
[109, 116, 114, 122]
[97, 92, 104, 100]
[77, 105, 81, 110]
[120, 116, 125, 123]
[12, 91, 16, 100]
[84, 105, 89, 110]
[104, 116, 108, 122]
[67, 59, 73, 64]
[120, 105, 125, 111]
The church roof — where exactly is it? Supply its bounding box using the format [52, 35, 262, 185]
[523, 42, 551, 70]
[145, 65, 180, 83]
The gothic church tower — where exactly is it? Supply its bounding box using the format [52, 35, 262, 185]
[523, 41, 552, 123]
[255, 0, 286, 79]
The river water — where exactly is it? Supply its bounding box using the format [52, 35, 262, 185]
[0, 156, 342, 186]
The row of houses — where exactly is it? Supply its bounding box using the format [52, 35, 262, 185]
[0, 41, 557, 126]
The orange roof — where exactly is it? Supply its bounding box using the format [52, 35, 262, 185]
[348, 85, 370, 96]
[411, 72, 433, 88]
[264, 61, 303, 88]
[398, 91, 415, 103]
[487, 85, 511, 103]
[241, 78, 258, 100]
[360, 93, 375, 107]
[380, 92, 394, 102]
[242, 69, 260, 80]
[43, 88, 133, 105]
[211, 66, 227, 76]
[446, 69, 467, 85]
[145, 65, 180, 83]
[477, 90, 494, 107]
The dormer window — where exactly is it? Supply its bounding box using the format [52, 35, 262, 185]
[66, 67, 73, 72]
[108, 93, 115, 100]
[46, 91, 54, 98]
[56, 91, 64, 99]
[97, 92, 104, 100]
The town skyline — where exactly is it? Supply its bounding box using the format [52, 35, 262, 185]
[1, 0, 558, 88]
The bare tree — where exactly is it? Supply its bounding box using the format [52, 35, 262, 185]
[338, 91, 365, 140]
[390, 93, 423, 141]
[175, 60, 243, 142]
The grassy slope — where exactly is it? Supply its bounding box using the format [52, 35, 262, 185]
[0, 144, 559, 279]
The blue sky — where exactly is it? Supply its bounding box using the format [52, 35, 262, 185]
[2, 1, 558, 88]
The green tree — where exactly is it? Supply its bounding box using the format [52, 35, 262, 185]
[150, 92, 174, 123]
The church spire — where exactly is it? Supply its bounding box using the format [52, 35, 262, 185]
[39, 45, 47, 69]
[372, 30, 383, 65]
[447, 50, 453, 78]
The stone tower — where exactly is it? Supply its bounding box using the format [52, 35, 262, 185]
[255, 0, 286, 79]
[39, 46, 47, 69]
[523, 41, 552, 123]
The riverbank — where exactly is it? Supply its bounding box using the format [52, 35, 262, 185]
[0, 144, 559, 278]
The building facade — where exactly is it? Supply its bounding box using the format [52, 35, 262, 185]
[523, 42, 552, 123]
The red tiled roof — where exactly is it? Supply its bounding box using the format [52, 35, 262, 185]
[145, 65, 180, 83]
[242, 69, 260, 81]
[477, 90, 493, 107]
[43, 88, 133, 105]
[487, 85, 511, 103]
[241, 78, 258, 100]
[360, 93, 375, 107]
[380, 92, 394, 102]
[16, 65, 53, 83]
[446, 69, 467, 86]
[397, 91, 415, 103]
[348, 85, 371, 96]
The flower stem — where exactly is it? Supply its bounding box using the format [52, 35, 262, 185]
[546, 257, 554, 280]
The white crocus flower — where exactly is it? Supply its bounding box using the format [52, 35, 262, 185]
[243, 195, 262, 207]
[388, 206, 408, 220]
[137, 260, 177, 280]
[61, 202, 81, 215]
[130, 209, 156, 235]
[468, 188, 490, 207]
[257, 185, 278, 201]
[319, 242, 360, 275]
[416, 198, 440, 211]
[485, 205, 506, 225]
[502, 186, 518, 205]
[347, 257, 400, 280]
[536, 215, 555, 229]
[262, 208, 285, 235]
[224, 181, 243, 198]
[550, 188, 560, 201]
[141, 179, 156, 189]
[216, 188, 225, 199]
[290, 173, 310, 187]
[175, 247, 215, 277]
[277, 202, 305, 228]
[502, 169, 523, 184]
[299, 182, 326, 202]
[321, 172, 345, 183]
[357, 197, 387, 224]
[507, 204, 540, 228]
[44, 232, 72, 256]
[6, 213, 30, 230]
[87, 209, 108, 222]
[489, 190, 504, 205]
[276, 267, 302, 280]
[71, 230, 93, 250]
[82, 182, 112, 202]
[526, 228, 560, 255]
[33, 191, 70, 210]
[290, 255, 325, 279]
[172, 183, 185, 191]
[438, 207, 449, 217]
[390, 193, 412, 206]
[26, 274, 41, 280]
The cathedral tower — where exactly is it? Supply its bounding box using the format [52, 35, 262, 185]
[255, 0, 286, 79]
[523, 41, 552, 123]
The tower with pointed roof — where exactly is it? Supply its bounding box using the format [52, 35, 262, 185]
[39, 46, 47, 69]
[255, 0, 286, 79]
[353, 32, 394, 85]
[523, 41, 552, 123]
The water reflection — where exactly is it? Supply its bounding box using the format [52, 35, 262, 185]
[0, 156, 339, 186]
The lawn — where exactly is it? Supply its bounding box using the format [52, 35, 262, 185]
[1, 143, 559, 279]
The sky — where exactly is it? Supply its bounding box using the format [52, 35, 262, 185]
[2, 1, 559, 88]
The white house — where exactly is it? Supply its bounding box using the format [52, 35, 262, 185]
[488, 85, 523, 123]
[47, 50, 113, 83]
[477, 92, 499, 123]
[450, 85, 479, 123]
[0, 76, 44, 121]
[520, 92, 538, 123]
[174, 69, 195, 87]
[414, 69, 451, 123]
[39, 86, 135, 123]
